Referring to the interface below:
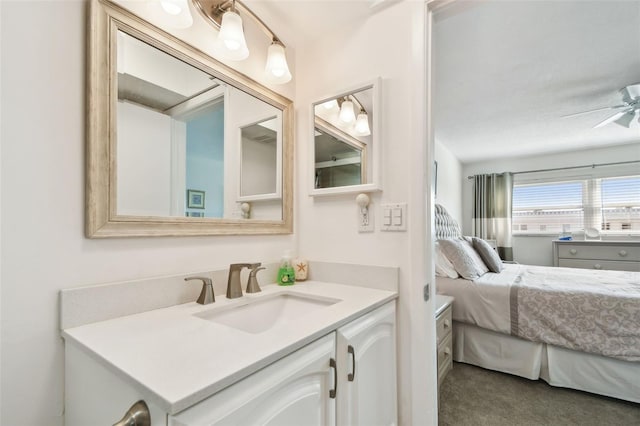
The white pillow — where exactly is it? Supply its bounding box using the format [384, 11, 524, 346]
[435, 242, 459, 278]
[439, 238, 488, 280]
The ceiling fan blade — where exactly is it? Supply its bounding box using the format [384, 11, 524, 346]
[613, 111, 635, 128]
[593, 110, 629, 128]
[561, 104, 628, 118]
[620, 83, 640, 103]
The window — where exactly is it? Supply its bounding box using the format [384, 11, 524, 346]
[512, 175, 640, 235]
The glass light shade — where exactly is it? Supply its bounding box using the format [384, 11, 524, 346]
[339, 100, 356, 123]
[218, 11, 249, 61]
[158, 0, 193, 28]
[265, 43, 292, 84]
[355, 112, 371, 136]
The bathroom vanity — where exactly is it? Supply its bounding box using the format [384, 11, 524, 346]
[62, 281, 397, 425]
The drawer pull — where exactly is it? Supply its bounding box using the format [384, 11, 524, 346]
[347, 345, 356, 382]
[569, 249, 577, 255]
[444, 347, 451, 356]
[594, 264, 602, 270]
[619, 250, 628, 257]
[329, 358, 337, 399]
[444, 319, 451, 328]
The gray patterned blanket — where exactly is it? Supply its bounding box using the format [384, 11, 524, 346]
[510, 266, 640, 361]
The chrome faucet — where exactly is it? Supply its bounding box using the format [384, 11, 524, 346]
[226, 263, 252, 299]
[184, 276, 215, 305]
[246, 263, 265, 294]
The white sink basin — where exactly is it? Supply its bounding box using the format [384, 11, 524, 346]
[194, 292, 341, 334]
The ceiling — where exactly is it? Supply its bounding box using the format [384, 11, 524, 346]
[244, 0, 391, 48]
[433, 1, 640, 164]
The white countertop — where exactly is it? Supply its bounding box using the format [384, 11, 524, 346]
[62, 281, 397, 414]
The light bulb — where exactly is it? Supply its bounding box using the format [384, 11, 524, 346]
[265, 42, 292, 84]
[218, 10, 249, 60]
[355, 112, 371, 136]
[339, 100, 356, 123]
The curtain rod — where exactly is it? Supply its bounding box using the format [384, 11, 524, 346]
[466, 159, 640, 180]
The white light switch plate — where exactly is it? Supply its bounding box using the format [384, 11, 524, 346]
[380, 203, 407, 232]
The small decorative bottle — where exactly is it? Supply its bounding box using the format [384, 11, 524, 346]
[277, 250, 296, 286]
[293, 257, 308, 281]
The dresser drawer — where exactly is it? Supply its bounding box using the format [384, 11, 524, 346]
[437, 333, 453, 387]
[559, 259, 640, 272]
[557, 244, 640, 262]
[436, 305, 452, 345]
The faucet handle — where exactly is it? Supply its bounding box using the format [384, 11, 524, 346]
[246, 266, 266, 294]
[184, 276, 215, 305]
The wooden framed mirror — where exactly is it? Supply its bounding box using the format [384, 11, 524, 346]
[87, 0, 293, 237]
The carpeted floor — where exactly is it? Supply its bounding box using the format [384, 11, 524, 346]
[438, 362, 640, 426]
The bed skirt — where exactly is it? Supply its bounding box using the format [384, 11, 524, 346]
[452, 321, 640, 403]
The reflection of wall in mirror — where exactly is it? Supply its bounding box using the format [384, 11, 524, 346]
[241, 132, 277, 196]
[117, 101, 172, 216]
[226, 87, 283, 220]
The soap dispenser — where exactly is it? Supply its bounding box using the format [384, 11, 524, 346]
[277, 250, 296, 286]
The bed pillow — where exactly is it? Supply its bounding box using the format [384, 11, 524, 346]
[472, 237, 504, 273]
[438, 238, 488, 280]
[435, 242, 459, 278]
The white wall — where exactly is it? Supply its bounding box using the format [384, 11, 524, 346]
[434, 139, 462, 224]
[117, 101, 173, 216]
[0, 2, 295, 425]
[461, 143, 640, 265]
[225, 87, 282, 220]
[295, 2, 435, 424]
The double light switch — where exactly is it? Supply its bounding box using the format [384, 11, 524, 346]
[381, 203, 407, 231]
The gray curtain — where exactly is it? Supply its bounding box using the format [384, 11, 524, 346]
[473, 173, 514, 261]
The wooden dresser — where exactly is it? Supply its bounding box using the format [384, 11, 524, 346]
[436, 295, 454, 388]
[552, 240, 640, 272]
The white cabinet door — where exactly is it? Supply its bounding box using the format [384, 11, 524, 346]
[336, 302, 397, 426]
[170, 333, 337, 426]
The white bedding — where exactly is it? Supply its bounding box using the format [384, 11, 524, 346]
[436, 263, 521, 334]
[437, 263, 640, 360]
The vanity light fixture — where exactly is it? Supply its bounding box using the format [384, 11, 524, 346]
[191, 0, 293, 84]
[339, 97, 356, 123]
[354, 109, 371, 136]
[217, 2, 249, 60]
[153, 0, 194, 29]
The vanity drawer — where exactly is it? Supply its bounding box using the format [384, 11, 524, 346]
[559, 259, 640, 272]
[437, 333, 453, 387]
[557, 244, 640, 262]
[436, 305, 452, 345]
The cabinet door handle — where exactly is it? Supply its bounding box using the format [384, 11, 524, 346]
[113, 400, 150, 426]
[619, 250, 628, 257]
[347, 345, 356, 382]
[444, 319, 451, 328]
[329, 358, 337, 399]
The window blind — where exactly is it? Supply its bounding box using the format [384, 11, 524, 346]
[512, 175, 639, 235]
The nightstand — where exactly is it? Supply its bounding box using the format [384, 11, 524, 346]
[436, 295, 454, 387]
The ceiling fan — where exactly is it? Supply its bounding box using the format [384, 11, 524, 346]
[563, 83, 640, 128]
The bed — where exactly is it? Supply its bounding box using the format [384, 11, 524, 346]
[434, 204, 640, 403]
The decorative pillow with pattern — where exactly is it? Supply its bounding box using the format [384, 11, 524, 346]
[439, 239, 488, 280]
[472, 237, 504, 273]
